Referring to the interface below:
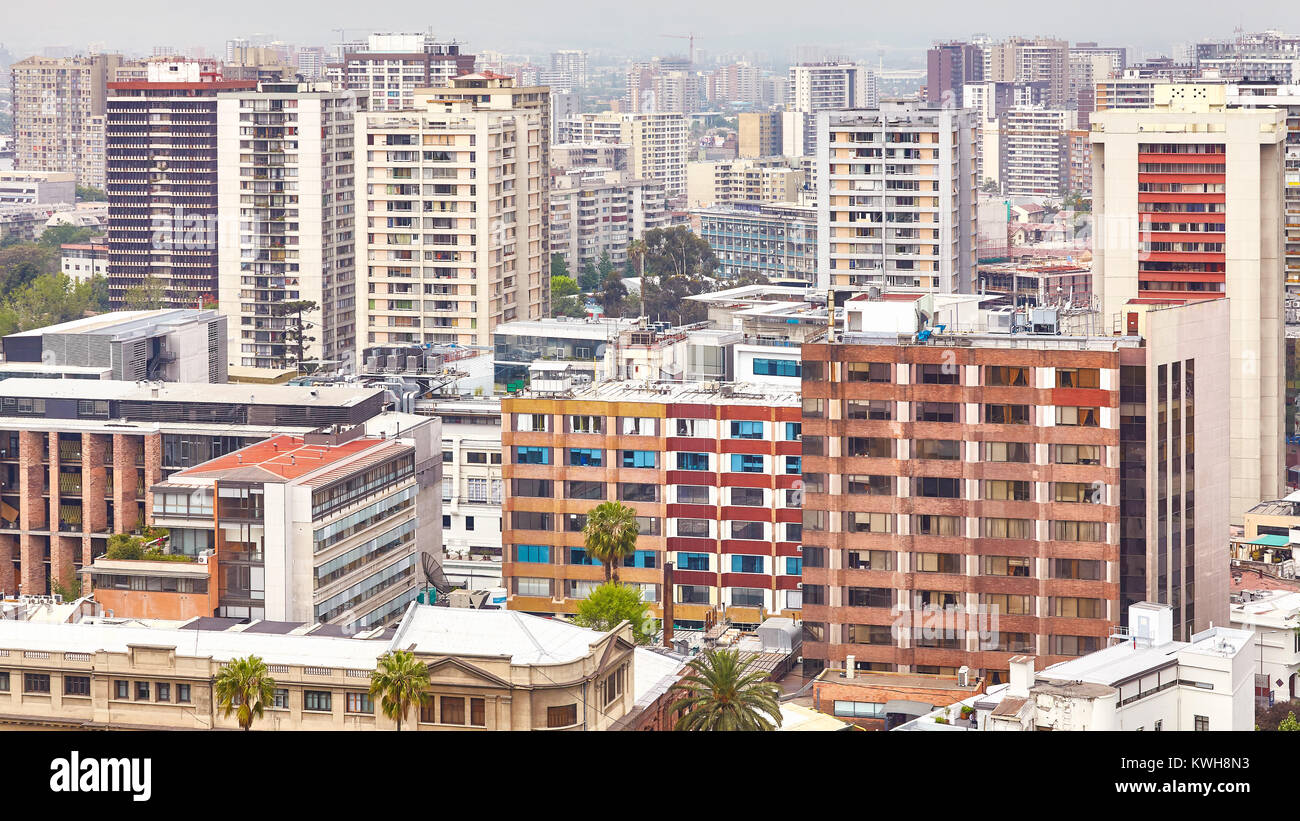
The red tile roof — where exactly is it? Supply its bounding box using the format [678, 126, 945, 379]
[177, 435, 389, 481]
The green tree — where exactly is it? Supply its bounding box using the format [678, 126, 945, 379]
[214, 655, 277, 731]
[120, 277, 169, 310]
[38, 224, 98, 248]
[572, 582, 654, 643]
[581, 500, 638, 582]
[670, 649, 783, 731]
[597, 250, 616, 280]
[369, 649, 432, 731]
[0, 243, 58, 293]
[76, 185, 107, 202]
[597, 269, 628, 317]
[2, 273, 96, 333]
[551, 294, 587, 318]
[579, 260, 602, 292]
[1280, 711, 1300, 731]
[551, 274, 579, 299]
[104, 533, 145, 560]
[269, 299, 319, 372]
[980, 178, 1001, 195]
[51, 567, 83, 601]
[639, 226, 717, 280]
[550, 253, 570, 279]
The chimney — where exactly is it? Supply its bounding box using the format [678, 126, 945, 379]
[662, 562, 674, 649]
[845, 655, 855, 679]
[1007, 655, 1034, 698]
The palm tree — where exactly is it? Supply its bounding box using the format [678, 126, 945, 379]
[670, 649, 783, 731]
[213, 655, 276, 731]
[582, 500, 639, 582]
[628, 238, 648, 326]
[369, 649, 432, 731]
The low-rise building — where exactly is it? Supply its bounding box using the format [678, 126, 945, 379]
[0, 171, 77, 205]
[59, 243, 108, 282]
[431, 399, 504, 589]
[0, 603, 640, 730]
[693, 201, 817, 284]
[1229, 588, 1300, 705]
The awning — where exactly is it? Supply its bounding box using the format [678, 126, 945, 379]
[1249, 535, 1291, 547]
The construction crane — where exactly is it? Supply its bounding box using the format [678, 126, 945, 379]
[661, 33, 697, 65]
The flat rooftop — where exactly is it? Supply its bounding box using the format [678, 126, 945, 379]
[558, 379, 801, 407]
[175, 433, 408, 483]
[6, 309, 216, 339]
[0, 378, 382, 407]
[493, 317, 637, 339]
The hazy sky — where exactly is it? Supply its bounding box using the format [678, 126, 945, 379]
[4, 0, 1299, 63]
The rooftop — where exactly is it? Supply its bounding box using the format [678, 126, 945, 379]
[0, 378, 382, 407]
[493, 316, 638, 340]
[5, 309, 217, 340]
[555, 379, 801, 407]
[174, 433, 407, 484]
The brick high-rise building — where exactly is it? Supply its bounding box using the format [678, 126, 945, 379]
[798, 294, 1231, 681]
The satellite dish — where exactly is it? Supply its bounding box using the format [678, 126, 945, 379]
[422, 552, 453, 597]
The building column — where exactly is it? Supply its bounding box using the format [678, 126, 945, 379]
[143, 433, 162, 528]
[18, 431, 47, 594]
[0, 533, 16, 595]
[112, 434, 139, 533]
[82, 433, 108, 537]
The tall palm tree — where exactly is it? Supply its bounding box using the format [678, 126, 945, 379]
[628, 238, 648, 325]
[369, 649, 432, 731]
[582, 500, 639, 583]
[670, 649, 783, 731]
[214, 654, 276, 731]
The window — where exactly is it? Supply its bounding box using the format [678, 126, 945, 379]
[1057, 368, 1100, 388]
[846, 475, 892, 495]
[914, 515, 960, 536]
[1053, 520, 1105, 541]
[1054, 444, 1101, 465]
[547, 704, 578, 728]
[470, 698, 486, 727]
[753, 358, 801, 377]
[438, 696, 464, 724]
[677, 519, 711, 538]
[273, 688, 290, 709]
[985, 365, 1029, 386]
[64, 675, 91, 696]
[785, 456, 802, 474]
[730, 521, 765, 540]
[914, 402, 959, 422]
[177, 684, 191, 703]
[515, 577, 552, 597]
[568, 448, 603, 467]
[621, 450, 656, 469]
[566, 480, 604, 500]
[676, 485, 710, 504]
[1051, 635, 1100, 656]
[915, 552, 960, 573]
[156, 682, 170, 702]
[730, 454, 765, 473]
[846, 587, 893, 608]
[847, 399, 893, 420]
[679, 552, 711, 571]
[114, 680, 129, 699]
[731, 555, 765, 573]
[599, 665, 627, 707]
[620, 417, 655, 436]
[0, 672, 7, 692]
[916, 363, 959, 385]
[512, 478, 553, 498]
[847, 550, 894, 571]
[848, 437, 893, 458]
[845, 624, 895, 645]
[847, 362, 891, 382]
[678, 584, 712, 604]
[914, 476, 961, 498]
[1053, 558, 1102, 580]
[516, 544, 549, 563]
[1050, 597, 1104, 618]
[1056, 406, 1099, 427]
[802, 397, 825, 418]
[985, 441, 1032, 463]
[304, 690, 333, 712]
[981, 593, 1033, 615]
[24, 673, 51, 694]
[981, 555, 1032, 576]
[515, 413, 548, 432]
[981, 518, 1033, 539]
[730, 487, 764, 506]
[785, 422, 802, 440]
[676, 418, 708, 437]
[985, 404, 1031, 424]
[135, 681, 150, 700]
[514, 446, 549, 465]
[1053, 482, 1099, 504]
[570, 415, 603, 434]
[913, 439, 959, 460]
[731, 420, 764, 439]
[984, 480, 1031, 501]
[844, 512, 892, 533]
[513, 511, 552, 531]
[786, 557, 802, 575]
[677, 452, 710, 471]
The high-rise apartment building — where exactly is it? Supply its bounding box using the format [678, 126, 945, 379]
[550, 50, 588, 88]
[926, 42, 984, 107]
[798, 294, 1230, 680]
[715, 62, 762, 107]
[738, 112, 783, 159]
[10, 54, 134, 190]
[500, 381, 804, 627]
[549, 168, 668, 274]
[356, 78, 548, 350]
[569, 112, 690, 198]
[1092, 84, 1287, 522]
[686, 157, 804, 208]
[341, 33, 476, 112]
[106, 60, 256, 309]
[784, 62, 878, 157]
[816, 103, 977, 293]
[999, 106, 1074, 198]
[215, 81, 361, 373]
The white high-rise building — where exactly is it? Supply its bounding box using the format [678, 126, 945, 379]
[816, 102, 977, 293]
[550, 50, 588, 88]
[999, 106, 1075, 198]
[784, 62, 877, 156]
[341, 33, 476, 112]
[569, 112, 690, 198]
[216, 82, 361, 372]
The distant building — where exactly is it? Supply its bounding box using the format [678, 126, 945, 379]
[59, 243, 107, 281]
[694, 201, 817, 284]
[737, 112, 782, 159]
[685, 157, 804, 208]
[340, 33, 475, 112]
[0, 171, 76, 205]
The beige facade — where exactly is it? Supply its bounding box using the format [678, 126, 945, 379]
[738, 112, 782, 159]
[1092, 86, 1287, 522]
[0, 605, 636, 730]
[685, 158, 804, 208]
[569, 112, 690, 198]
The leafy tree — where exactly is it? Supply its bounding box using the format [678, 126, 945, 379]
[579, 260, 602, 292]
[1279, 711, 1300, 732]
[51, 568, 83, 601]
[640, 226, 718, 280]
[551, 275, 579, 299]
[370, 649, 432, 731]
[104, 533, 146, 560]
[980, 178, 1001, 195]
[550, 253, 570, 279]
[551, 294, 587, 318]
[670, 649, 783, 731]
[581, 501, 639, 582]
[269, 299, 319, 372]
[1062, 190, 1092, 213]
[0, 243, 58, 293]
[76, 185, 107, 202]
[572, 582, 655, 644]
[120, 277, 169, 310]
[597, 269, 628, 317]
[597, 250, 616, 280]
[0, 273, 97, 334]
[38, 224, 98, 248]
[214, 655, 277, 731]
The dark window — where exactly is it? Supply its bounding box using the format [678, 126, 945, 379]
[730, 487, 765, 506]
[64, 675, 90, 696]
[547, 704, 578, 728]
[470, 697, 486, 727]
[135, 681, 150, 700]
[566, 480, 605, 500]
[304, 690, 332, 712]
[24, 673, 51, 694]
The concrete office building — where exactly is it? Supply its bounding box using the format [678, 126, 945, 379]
[433, 400, 504, 588]
[816, 103, 978, 293]
[1092, 83, 1287, 522]
[798, 295, 1231, 680]
[694, 201, 817, 283]
[738, 112, 783, 159]
[501, 381, 803, 626]
[215, 82, 361, 373]
[356, 77, 549, 350]
[1, 309, 227, 383]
